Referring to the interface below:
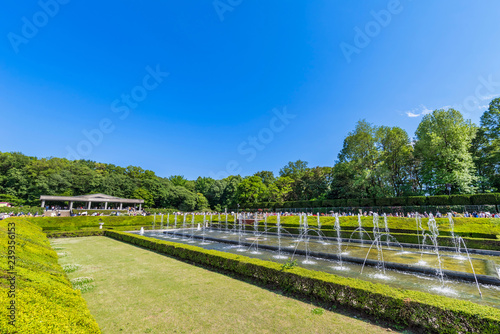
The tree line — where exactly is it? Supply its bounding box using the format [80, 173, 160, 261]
[1, 98, 499, 210]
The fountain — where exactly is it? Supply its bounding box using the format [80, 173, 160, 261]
[139, 226, 144, 235]
[383, 214, 390, 248]
[152, 213, 156, 234]
[170, 213, 179, 239]
[300, 214, 315, 264]
[250, 213, 261, 254]
[189, 213, 195, 242]
[135, 211, 500, 308]
[273, 213, 288, 259]
[332, 213, 346, 270]
[165, 213, 170, 237]
[361, 213, 386, 276]
[358, 214, 364, 244]
[448, 213, 460, 254]
[424, 215, 446, 290]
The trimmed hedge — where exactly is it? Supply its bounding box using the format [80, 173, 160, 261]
[46, 230, 105, 238]
[471, 194, 499, 205]
[11, 215, 230, 234]
[72, 209, 128, 215]
[106, 231, 500, 333]
[0, 206, 44, 215]
[245, 192, 500, 210]
[0, 219, 100, 333]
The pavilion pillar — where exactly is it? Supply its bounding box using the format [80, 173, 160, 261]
[105, 202, 108, 210]
[88, 201, 92, 210]
[139, 203, 142, 211]
[119, 203, 123, 210]
[41, 200, 45, 208]
[69, 201, 73, 211]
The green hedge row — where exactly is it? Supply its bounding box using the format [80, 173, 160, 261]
[0, 206, 44, 215]
[72, 209, 128, 215]
[144, 208, 179, 214]
[0, 218, 100, 333]
[244, 193, 500, 210]
[15, 215, 229, 233]
[46, 230, 105, 238]
[105, 231, 500, 333]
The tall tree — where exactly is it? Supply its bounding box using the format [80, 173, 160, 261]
[415, 108, 477, 194]
[253, 171, 276, 185]
[235, 176, 267, 204]
[475, 98, 500, 191]
[376, 126, 415, 197]
[337, 120, 387, 198]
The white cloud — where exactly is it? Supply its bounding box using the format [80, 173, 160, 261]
[479, 94, 499, 101]
[406, 111, 420, 117]
[421, 106, 433, 115]
[404, 105, 433, 118]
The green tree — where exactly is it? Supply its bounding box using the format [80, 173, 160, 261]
[132, 188, 154, 207]
[415, 108, 477, 194]
[376, 126, 415, 197]
[235, 176, 267, 204]
[475, 98, 500, 191]
[168, 175, 187, 187]
[195, 176, 215, 195]
[279, 160, 308, 179]
[337, 120, 387, 198]
[196, 193, 210, 210]
[253, 171, 276, 185]
[265, 176, 294, 203]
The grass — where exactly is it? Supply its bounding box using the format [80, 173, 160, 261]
[52, 236, 402, 334]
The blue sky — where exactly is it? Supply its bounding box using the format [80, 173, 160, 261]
[1, 1, 500, 179]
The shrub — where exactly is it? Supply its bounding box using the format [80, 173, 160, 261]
[470, 193, 498, 205]
[389, 197, 406, 206]
[449, 195, 471, 205]
[358, 198, 374, 207]
[375, 197, 392, 206]
[406, 196, 426, 206]
[311, 200, 323, 208]
[0, 206, 44, 215]
[345, 199, 359, 207]
[426, 195, 450, 206]
[0, 219, 100, 333]
[321, 200, 336, 207]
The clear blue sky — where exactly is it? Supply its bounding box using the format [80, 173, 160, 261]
[1, 1, 500, 180]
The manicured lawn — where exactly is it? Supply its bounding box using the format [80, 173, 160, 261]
[53, 236, 400, 334]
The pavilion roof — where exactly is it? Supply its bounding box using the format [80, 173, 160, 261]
[39, 193, 144, 204]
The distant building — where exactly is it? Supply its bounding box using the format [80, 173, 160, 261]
[0, 202, 12, 207]
[39, 193, 144, 211]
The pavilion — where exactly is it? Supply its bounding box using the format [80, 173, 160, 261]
[39, 193, 144, 211]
